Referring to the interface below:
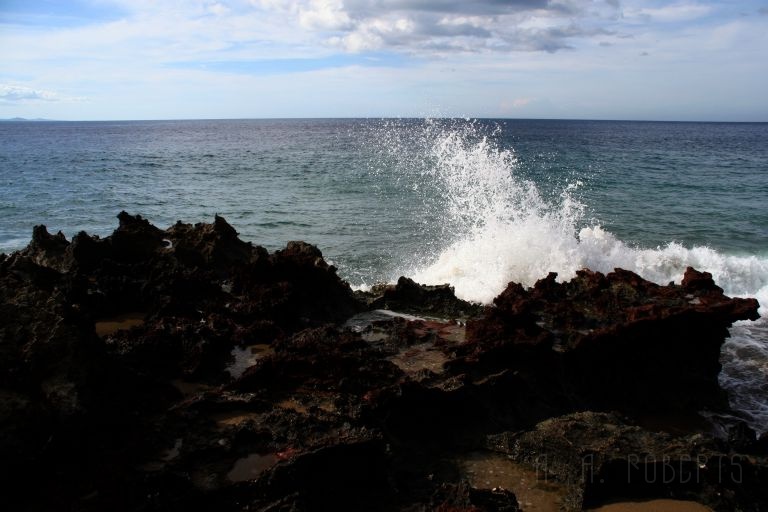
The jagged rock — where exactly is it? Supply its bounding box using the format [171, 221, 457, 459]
[252, 440, 396, 511]
[0, 214, 369, 510]
[0, 215, 764, 511]
[464, 268, 760, 415]
[19, 224, 71, 271]
[262, 241, 364, 327]
[369, 276, 482, 318]
[110, 210, 166, 263]
[166, 214, 262, 273]
[232, 325, 403, 398]
[68, 230, 110, 272]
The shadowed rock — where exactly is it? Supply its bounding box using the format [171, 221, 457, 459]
[488, 412, 768, 511]
[0, 214, 764, 511]
[463, 268, 759, 415]
[20, 224, 71, 270]
[369, 276, 483, 319]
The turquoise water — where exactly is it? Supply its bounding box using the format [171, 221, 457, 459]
[1, 118, 767, 430]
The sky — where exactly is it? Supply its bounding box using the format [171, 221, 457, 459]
[0, 0, 767, 121]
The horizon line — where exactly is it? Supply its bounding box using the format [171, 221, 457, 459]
[2, 116, 767, 124]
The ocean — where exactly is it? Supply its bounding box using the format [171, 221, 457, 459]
[1, 118, 766, 431]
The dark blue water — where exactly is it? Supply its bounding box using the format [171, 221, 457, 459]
[1, 118, 767, 430]
[502, 120, 768, 253]
[2, 119, 766, 258]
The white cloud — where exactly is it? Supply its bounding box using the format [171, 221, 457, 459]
[0, 84, 84, 103]
[323, 1, 621, 54]
[0, 0, 766, 121]
[624, 2, 712, 23]
[235, 0, 624, 55]
[330, 30, 382, 52]
[298, 0, 351, 30]
[0, 0, 625, 78]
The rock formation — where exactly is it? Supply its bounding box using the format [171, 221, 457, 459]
[0, 213, 763, 511]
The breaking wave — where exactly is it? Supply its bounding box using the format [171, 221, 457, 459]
[370, 118, 768, 433]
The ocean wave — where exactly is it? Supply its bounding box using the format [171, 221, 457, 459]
[370, 119, 768, 309]
[414, 222, 768, 307]
[373, 118, 767, 433]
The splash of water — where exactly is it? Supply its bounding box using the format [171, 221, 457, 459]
[370, 118, 768, 433]
[373, 119, 768, 307]
[411, 121, 585, 304]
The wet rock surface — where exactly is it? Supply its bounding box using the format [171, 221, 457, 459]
[464, 269, 759, 415]
[0, 213, 764, 511]
[365, 276, 483, 319]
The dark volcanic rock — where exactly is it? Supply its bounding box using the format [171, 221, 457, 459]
[0, 214, 765, 511]
[166, 214, 259, 273]
[232, 324, 403, 396]
[0, 214, 368, 510]
[369, 276, 482, 318]
[0, 253, 175, 511]
[110, 211, 166, 263]
[263, 241, 364, 327]
[464, 268, 760, 415]
[19, 224, 71, 271]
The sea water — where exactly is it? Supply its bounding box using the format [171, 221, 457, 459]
[1, 118, 766, 431]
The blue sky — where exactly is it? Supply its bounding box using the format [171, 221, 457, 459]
[1, 0, 766, 121]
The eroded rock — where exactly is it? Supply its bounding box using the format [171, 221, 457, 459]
[464, 268, 760, 415]
[0, 215, 764, 511]
[369, 276, 483, 319]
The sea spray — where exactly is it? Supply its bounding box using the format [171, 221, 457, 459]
[367, 118, 768, 433]
[366, 119, 768, 307]
[362, 118, 588, 300]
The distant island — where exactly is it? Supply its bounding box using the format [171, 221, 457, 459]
[0, 117, 54, 122]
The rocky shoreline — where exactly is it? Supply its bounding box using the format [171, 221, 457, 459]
[0, 213, 765, 511]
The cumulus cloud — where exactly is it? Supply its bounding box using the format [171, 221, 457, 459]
[0, 0, 623, 73]
[298, 0, 352, 30]
[341, 0, 551, 16]
[1, 0, 765, 120]
[261, 0, 621, 54]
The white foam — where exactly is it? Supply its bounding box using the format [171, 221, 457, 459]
[378, 118, 768, 433]
[392, 120, 768, 310]
[0, 237, 30, 253]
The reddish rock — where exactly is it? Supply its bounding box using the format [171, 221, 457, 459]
[465, 267, 760, 414]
